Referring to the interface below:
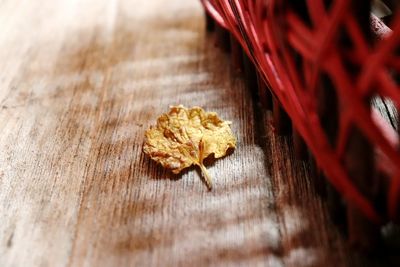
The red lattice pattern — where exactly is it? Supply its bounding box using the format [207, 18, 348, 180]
[201, 0, 400, 223]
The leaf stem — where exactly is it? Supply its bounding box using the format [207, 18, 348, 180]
[198, 163, 212, 190]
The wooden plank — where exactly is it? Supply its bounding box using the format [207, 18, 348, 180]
[0, 0, 390, 266]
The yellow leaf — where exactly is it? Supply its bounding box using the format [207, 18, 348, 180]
[143, 105, 236, 189]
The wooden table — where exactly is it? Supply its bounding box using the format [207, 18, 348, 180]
[0, 1, 387, 266]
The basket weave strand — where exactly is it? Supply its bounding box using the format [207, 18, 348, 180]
[202, 0, 400, 223]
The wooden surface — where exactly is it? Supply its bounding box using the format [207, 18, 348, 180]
[0, 1, 386, 266]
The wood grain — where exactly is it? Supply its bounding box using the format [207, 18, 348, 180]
[0, 1, 389, 266]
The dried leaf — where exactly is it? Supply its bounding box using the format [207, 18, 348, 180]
[143, 105, 236, 189]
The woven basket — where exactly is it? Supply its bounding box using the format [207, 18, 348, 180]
[201, 0, 400, 227]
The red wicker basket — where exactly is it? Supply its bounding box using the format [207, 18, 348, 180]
[201, 0, 400, 243]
